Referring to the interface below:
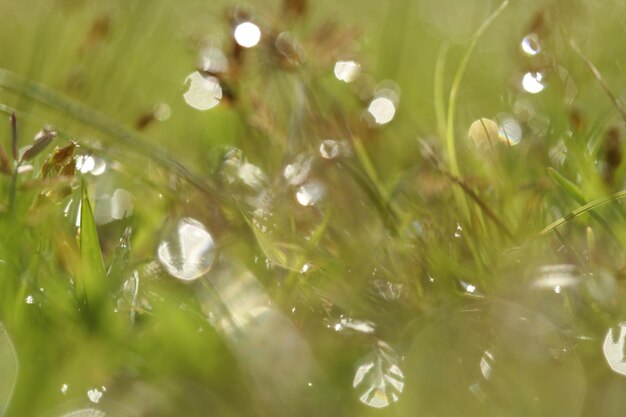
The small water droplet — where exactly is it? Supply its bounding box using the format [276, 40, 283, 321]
[284, 154, 313, 185]
[454, 223, 462, 238]
[87, 388, 103, 404]
[183, 71, 222, 110]
[296, 181, 325, 206]
[521, 33, 541, 56]
[319, 139, 341, 159]
[157, 218, 216, 281]
[334, 60, 361, 83]
[25, 295, 34, 305]
[60, 383, 69, 394]
[603, 323, 626, 376]
[234, 21, 261, 48]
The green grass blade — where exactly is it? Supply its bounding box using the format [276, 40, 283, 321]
[540, 190, 626, 235]
[79, 180, 107, 310]
[547, 167, 586, 205]
[0, 323, 17, 417]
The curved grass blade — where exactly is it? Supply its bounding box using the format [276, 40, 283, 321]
[0, 323, 18, 417]
[540, 190, 626, 236]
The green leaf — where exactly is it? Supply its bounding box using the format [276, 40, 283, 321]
[0, 323, 18, 417]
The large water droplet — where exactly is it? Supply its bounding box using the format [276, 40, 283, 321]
[334, 60, 361, 83]
[183, 71, 222, 110]
[603, 323, 626, 376]
[234, 21, 261, 48]
[157, 218, 216, 281]
[353, 341, 404, 408]
[468, 118, 499, 148]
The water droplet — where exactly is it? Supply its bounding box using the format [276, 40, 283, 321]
[296, 181, 325, 206]
[319, 139, 341, 159]
[521, 33, 542, 56]
[468, 118, 499, 148]
[497, 116, 522, 145]
[353, 341, 404, 408]
[283, 154, 313, 185]
[328, 315, 376, 334]
[183, 71, 222, 111]
[94, 189, 134, 225]
[238, 162, 268, 189]
[153, 102, 171, 121]
[454, 223, 462, 238]
[60, 383, 69, 394]
[234, 21, 261, 48]
[371, 279, 404, 301]
[157, 218, 216, 281]
[549, 139, 567, 166]
[522, 72, 545, 94]
[366, 96, 396, 125]
[24, 295, 34, 305]
[87, 388, 103, 404]
[334, 60, 361, 83]
[76, 155, 106, 176]
[198, 46, 229, 74]
[603, 323, 626, 376]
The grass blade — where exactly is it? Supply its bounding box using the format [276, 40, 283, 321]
[0, 323, 17, 417]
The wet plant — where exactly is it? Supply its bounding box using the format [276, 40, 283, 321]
[1, 0, 626, 416]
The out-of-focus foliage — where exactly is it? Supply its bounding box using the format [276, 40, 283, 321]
[1, 0, 626, 416]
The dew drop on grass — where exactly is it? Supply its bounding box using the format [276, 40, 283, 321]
[157, 218, 216, 281]
[234, 21, 261, 48]
[327, 315, 376, 334]
[497, 115, 522, 145]
[284, 154, 313, 185]
[87, 388, 103, 404]
[319, 139, 341, 159]
[468, 118, 499, 148]
[296, 181, 325, 206]
[366, 96, 396, 125]
[353, 341, 404, 408]
[522, 72, 545, 94]
[76, 155, 106, 176]
[334, 60, 361, 83]
[198, 46, 229, 74]
[183, 71, 222, 110]
[521, 33, 542, 55]
[603, 323, 626, 376]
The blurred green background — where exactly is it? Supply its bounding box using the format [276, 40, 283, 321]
[1, 0, 626, 416]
